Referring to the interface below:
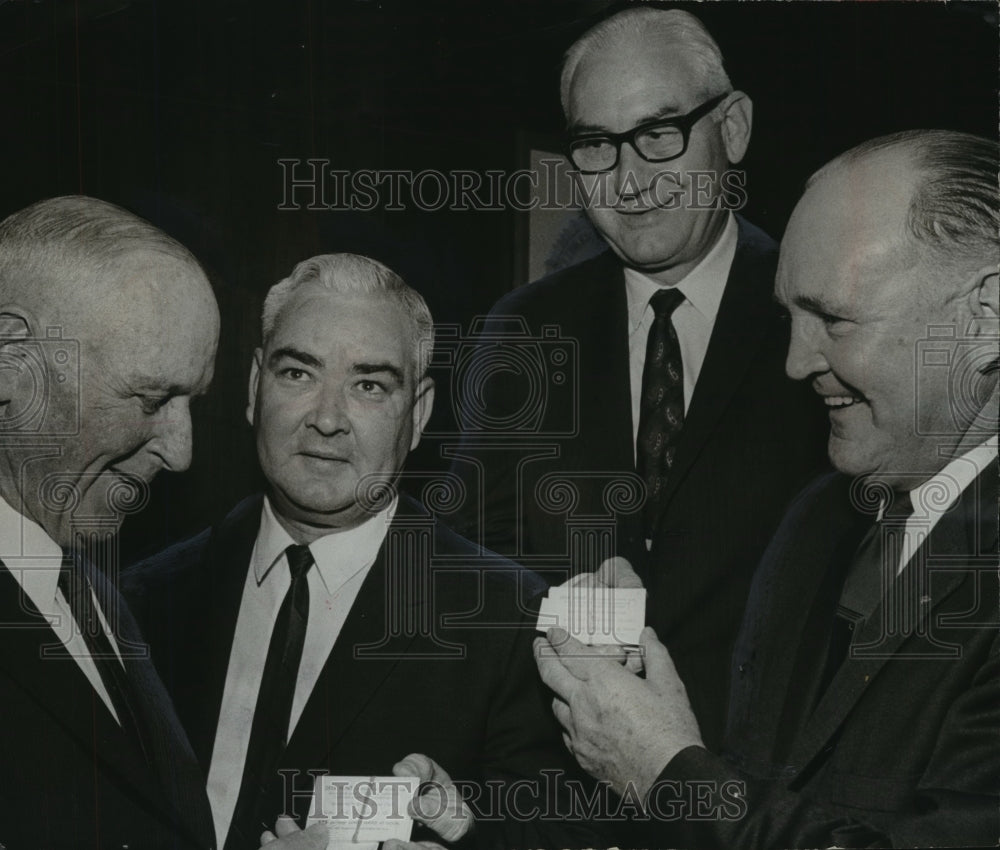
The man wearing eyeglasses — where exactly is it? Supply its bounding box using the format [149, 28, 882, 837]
[450, 7, 827, 748]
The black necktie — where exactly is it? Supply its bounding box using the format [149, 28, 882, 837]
[818, 491, 914, 699]
[636, 287, 686, 539]
[226, 543, 314, 850]
[58, 554, 151, 762]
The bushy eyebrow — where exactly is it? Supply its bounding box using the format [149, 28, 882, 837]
[268, 347, 323, 369]
[792, 294, 851, 316]
[353, 362, 404, 384]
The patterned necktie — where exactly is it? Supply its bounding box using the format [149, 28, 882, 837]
[636, 287, 686, 539]
[226, 543, 314, 850]
[817, 491, 914, 700]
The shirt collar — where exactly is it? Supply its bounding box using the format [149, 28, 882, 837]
[253, 495, 397, 596]
[625, 212, 738, 333]
[0, 494, 64, 604]
[907, 435, 997, 519]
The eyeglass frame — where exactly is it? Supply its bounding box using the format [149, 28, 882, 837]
[565, 92, 731, 174]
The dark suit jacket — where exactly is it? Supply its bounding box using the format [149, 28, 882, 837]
[122, 493, 599, 850]
[651, 467, 999, 848]
[0, 557, 214, 850]
[448, 217, 829, 746]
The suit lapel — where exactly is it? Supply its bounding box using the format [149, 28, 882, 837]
[790, 467, 998, 769]
[568, 252, 634, 474]
[655, 219, 778, 514]
[557, 253, 644, 565]
[280, 497, 425, 772]
[729, 476, 868, 766]
[0, 561, 131, 760]
[0, 561, 208, 845]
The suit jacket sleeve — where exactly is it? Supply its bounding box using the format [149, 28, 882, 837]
[466, 580, 608, 850]
[643, 628, 1000, 849]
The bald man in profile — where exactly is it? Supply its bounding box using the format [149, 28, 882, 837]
[539, 130, 999, 848]
[0, 196, 219, 848]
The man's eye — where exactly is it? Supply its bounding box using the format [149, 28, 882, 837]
[140, 395, 170, 415]
[279, 367, 310, 381]
[357, 379, 386, 395]
[819, 312, 853, 333]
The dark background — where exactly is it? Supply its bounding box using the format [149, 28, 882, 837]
[0, 0, 995, 560]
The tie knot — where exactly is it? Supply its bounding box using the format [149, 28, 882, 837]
[649, 287, 685, 319]
[285, 544, 314, 580]
[883, 490, 914, 520]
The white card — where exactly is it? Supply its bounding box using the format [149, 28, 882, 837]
[306, 775, 418, 845]
[536, 584, 646, 645]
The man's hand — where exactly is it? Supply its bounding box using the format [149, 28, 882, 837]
[565, 555, 644, 591]
[259, 816, 329, 849]
[561, 556, 646, 673]
[535, 625, 703, 799]
[382, 753, 473, 850]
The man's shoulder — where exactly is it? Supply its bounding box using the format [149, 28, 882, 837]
[772, 471, 855, 542]
[122, 494, 262, 590]
[396, 492, 548, 601]
[489, 249, 620, 318]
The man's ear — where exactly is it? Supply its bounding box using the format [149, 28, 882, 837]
[719, 91, 753, 165]
[965, 266, 999, 326]
[410, 376, 435, 451]
[0, 309, 34, 409]
[246, 348, 263, 427]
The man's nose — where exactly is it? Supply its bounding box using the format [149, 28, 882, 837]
[612, 141, 647, 197]
[151, 399, 194, 472]
[785, 319, 829, 381]
[306, 383, 350, 436]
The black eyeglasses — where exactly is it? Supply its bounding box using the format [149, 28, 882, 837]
[566, 93, 729, 174]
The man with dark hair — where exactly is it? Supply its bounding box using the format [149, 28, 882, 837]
[450, 6, 828, 748]
[125, 254, 595, 850]
[0, 195, 219, 848]
[538, 129, 999, 848]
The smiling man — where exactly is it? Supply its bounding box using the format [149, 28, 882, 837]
[537, 129, 999, 848]
[0, 195, 219, 849]
[125, 253, 596, 850]
[450, 6, 828, 750]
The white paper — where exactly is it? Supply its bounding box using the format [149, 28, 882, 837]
[306, 775, 418, 846]
[536, 584, 646, 645]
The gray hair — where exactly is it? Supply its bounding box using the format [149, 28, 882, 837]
[0, 195, 202, 299]
[261, 253, 435, 378]
[560, 8, 732, 115]
[809, 130, 1000, 268]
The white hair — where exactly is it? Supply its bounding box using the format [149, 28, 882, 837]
[560, 8, 732, 115]
[0, 195, 203, 304]
[261, 253, 435, 378]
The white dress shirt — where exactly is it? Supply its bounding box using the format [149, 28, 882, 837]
[207, 495, 397, 847]
[891, 436, 997, 576]
[624, 212, 739, 455]
[0, 495, 121, 721]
